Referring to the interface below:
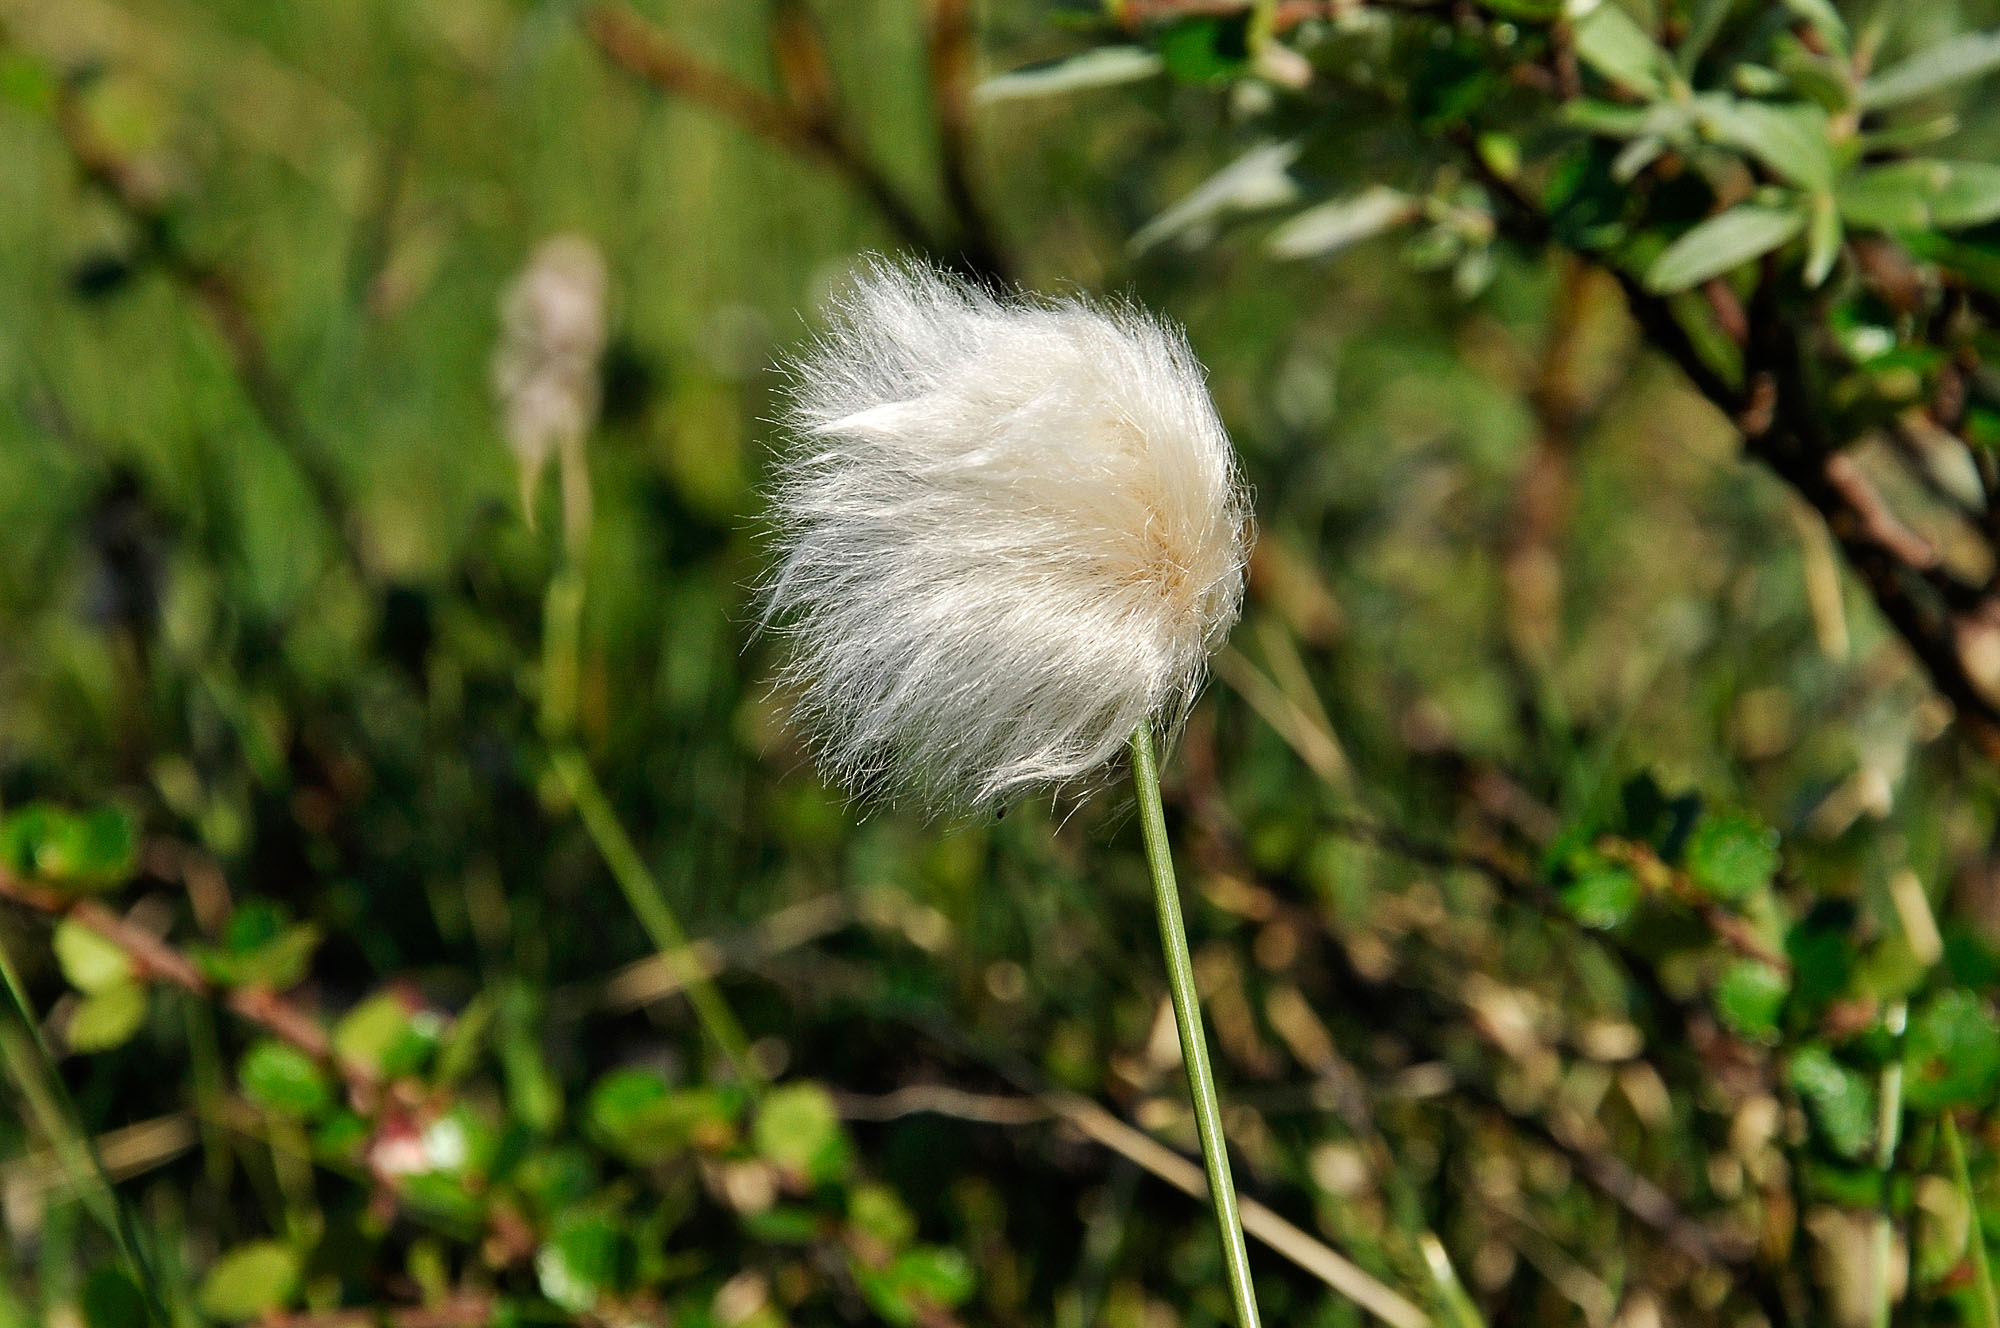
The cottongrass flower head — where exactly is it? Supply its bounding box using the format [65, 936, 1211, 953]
[492, 234, 609, 524]
[762, 259, 1253, 812]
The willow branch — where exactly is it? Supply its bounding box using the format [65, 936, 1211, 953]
[584, 3, 951, 268]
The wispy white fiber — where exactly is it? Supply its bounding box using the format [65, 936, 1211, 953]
[762, 259, 1253, 812]
[491, 234, 608, 519]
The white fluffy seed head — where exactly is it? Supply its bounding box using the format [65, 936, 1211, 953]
[760, 259, 1253, 813]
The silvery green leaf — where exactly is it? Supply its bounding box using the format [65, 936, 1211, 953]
[1861, 29, 2000, 109]
[1838, 160, 2000, 231]
[1612, 135, 1668, 182]
[1572, 3, 1672, 98]
[974, 47, 1164, 103]
[1267, 186, 1418, 260]
[1780, 0, 1848, 55]
[1803, 192, 1841, 287]
[1699, 99, 1835, 191]
[1644, 203, 1807, 293]
[1131, 141, 1302, 254]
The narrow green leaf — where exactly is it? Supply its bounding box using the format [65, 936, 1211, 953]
[1572, 2, 1672, 98]
[1132, 141, 1300, 254]
[79, 1267, 148, 1328]
[973, 47, 1163, 102]
[1267, 187, 1417, 259]
[1781, 0, 1848, 56]
[1862, 30, 2000, 109]
[1839, 160, 2000, 232]
[1700, 98, 1835, 191]
[1805, 192, 1842, 286]
[1646, 203, 1808, 293]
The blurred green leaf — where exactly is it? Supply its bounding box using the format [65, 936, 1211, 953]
[193, 902, 320, 991]
[0, 51, 57, 116]
[1804, 192, 1841, 286]
[79, 1267, 147, 1328]
[52, 921, 132, 994]
[854, 1247, 976, 1327]
[1788, 1045, 1876, 1160]
[1780, 0, 1848, 56]
[0, 805, 136, 894]
[1715, 960, 1789, 1041]
[1155, 16, 1252, 86]
[1684, 812, 1780, 903]
[535, 1212, 629, 1315]
[239, 1039, 334, 1119]
[1561, 858, 1640, 930]
[197, 1242, 299, 1324]
[975, 47, 1163, 102]
[1839, 160, 2000, 232]
[1861, 30, 2000, 109]
[1645, 204, 1806, 293]
[588, 1069, 735, 1166]
[1700, 99, 1835, 191]
[1268, 187, 1418, 260]
[1572, 3, 1671, 98]
[333, 992, 431, 1079]
[849, 1184, 918, 1252]
[753, 1081, 849, 1185]
[1904, 990, 2000, 1112]
[67, 981, 147, 1053]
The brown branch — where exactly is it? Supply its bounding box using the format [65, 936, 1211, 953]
[260, 1297, 495, 1328]
[0, 867, 371, 1092]
[584, 3, 973, 274]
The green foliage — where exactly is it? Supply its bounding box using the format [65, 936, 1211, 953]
[196, 1242, 299, 1323]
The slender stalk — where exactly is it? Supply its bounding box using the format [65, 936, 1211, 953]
[1945, 1112, 2000, 1328]
[0, 938, 166, 1323]
[1128, 721, 1262, 1328]
[549, 746, 760, 1090]
[1873, 1000, 1909, 1328]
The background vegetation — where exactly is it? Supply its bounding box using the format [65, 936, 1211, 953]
[3, 1, 2000, 1325]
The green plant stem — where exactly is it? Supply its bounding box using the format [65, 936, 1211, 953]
[1945, 1112, 2000, 1328]
[1129, 720, 1261, 1328]
[549, 746, 760, 1090]
[0, 936, 167, 1323]
[1873, 1000, 1908, 1328]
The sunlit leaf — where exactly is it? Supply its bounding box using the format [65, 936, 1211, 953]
[67, 981, 147, 1053]
[1839, 160, 2000, 232]
[53, 921, 132, 994]
[974, 47, 1163, 103]
[1788, 1044, 1875, 1160]
[1268, 187, 1418, 259]
[1644, 203, 1808, 293]
[239, 1039, 334, 1119]
[1861, 30, 2000, 109]
[198, 1242, 299, 1324]
[753, 1081, 849, 1185]
[1132, 141, 1301, 254]
[1904, 990, 2000, 1111]
[1572, 2, 1672, 98]
[1685, 811, 1780, 902]
[1699, 98, 1835, 191]
[1715, 960, 1789, 1042]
